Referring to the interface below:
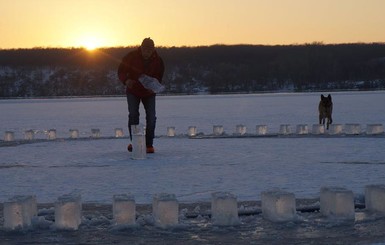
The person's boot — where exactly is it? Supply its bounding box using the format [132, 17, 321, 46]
[146, 146, 155, 153]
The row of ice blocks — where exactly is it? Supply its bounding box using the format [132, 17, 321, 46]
[170, 123, 384, 136]
[2, 128, 125, 141]
[280, 123, 384, 135]
[5, 185, 385, 230]
[113, 192, 240, 227]
[3, 123, 384, 141]
[262, 185, 385, 222]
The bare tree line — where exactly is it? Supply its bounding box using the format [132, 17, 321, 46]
[1, 43, 385, 97]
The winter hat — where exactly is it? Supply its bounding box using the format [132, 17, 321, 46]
[141, 38, 155, 50]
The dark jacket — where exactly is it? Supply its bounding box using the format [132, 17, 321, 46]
[118, 47, 164, 98]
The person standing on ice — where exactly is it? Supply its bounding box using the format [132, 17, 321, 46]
[118, 37, 165, 153]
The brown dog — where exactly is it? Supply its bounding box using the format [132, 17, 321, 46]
[318, 94, 333, 129]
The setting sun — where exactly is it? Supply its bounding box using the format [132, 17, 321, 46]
[79, 36, 103, 51]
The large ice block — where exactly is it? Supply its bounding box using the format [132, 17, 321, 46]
[55, 193, 82, 230]
[69, 129, 79, 139]
[234, 124, 247, 135]
[211, 192, 239, 226]
[138, 74, 165, 93]
[167, 127, 176, 137]
[24, 130, 35, 140]
[366, 124, 384, 135]
[152, 193, 179, 227]
[279, 124, 291, 135]
[187, 126, 197, 136]
[114, 128, 124, 137]
[256, 125, 268, 135]
[344, 124, 361, 135]
[113, 194, 136, 225]
[365, 184, 385, 214]
[91, 128, 101, 138]
[320, 187, 355, 220]
[296, 124, 308, 135]
[131, 124, 146, 160]
[261, 189, 296, 222]
[312, 124, 325, 134]
[48, 129, 56, 140]
[328, 124, 343, 135]
[213, 125, 224, 135]
[3, 195, 37, 230]
[4, 131, 15, 141]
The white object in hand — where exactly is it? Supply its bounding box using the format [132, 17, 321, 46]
[138, 74, 165, 93]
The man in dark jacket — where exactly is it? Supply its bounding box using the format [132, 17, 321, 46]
[118, 38, 164, 153]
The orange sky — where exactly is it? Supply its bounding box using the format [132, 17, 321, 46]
[1, 0, 385, 49]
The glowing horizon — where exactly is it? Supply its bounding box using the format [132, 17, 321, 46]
[1, 0, 385, 50]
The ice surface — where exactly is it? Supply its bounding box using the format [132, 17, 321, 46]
[138, 74, 165, 93]
[1, 92, 385, 204]
[152, 193, 179, 227]
[261, 189, 296, 222]
[113, 194, 136, 225]
[55, 193, 82, 230]
[365, 184, 385, 213]
[211, 192, 239, 226]
[320, 187, 355, 220]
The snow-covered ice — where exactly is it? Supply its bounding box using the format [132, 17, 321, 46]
[1, 91, 385, 204]
[2, 91, 385, 244]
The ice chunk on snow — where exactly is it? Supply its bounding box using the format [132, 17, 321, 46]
[211, 192, 239, 226]
[213, 125, 224, 135]
[3, 195, 37, 230]
[167, 127, 176, 137]
[344, 124, 361, 135]
[261, 189, 296, 222]
[4, 131, 15, 141]
[312, 124, 325, 134]
[113, 194, 136, 225]
[328, 124, 343, 135]
[152, 193, 179, 227]
[54, 193, 82, 230]
[279, 124, 291, 135]
[256, 125, 268, 135]
[296, 124, 308, 135]
[320, 186, 354, 220]
[366, 124, 384, 135]
[365, 184, 385, 214]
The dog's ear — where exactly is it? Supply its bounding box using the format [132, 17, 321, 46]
[327, 94, 332, 100]
[321, 94, 325, 99]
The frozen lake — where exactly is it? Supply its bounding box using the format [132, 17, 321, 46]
[1, 91, 385, 204]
